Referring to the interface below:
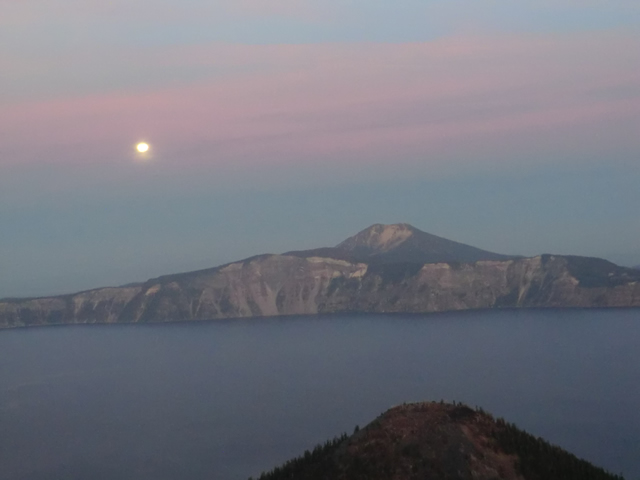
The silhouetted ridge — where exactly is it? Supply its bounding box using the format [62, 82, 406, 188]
[253, 401, 624, 480]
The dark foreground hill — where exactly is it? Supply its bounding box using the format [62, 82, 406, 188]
[253, 402, 623, 480]
[2, 224, 640, 328]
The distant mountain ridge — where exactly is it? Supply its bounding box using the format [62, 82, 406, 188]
[1, 223, 640, 328]
[337, 223, 512, 263]
[254, 401, 623, 480]
[286, 223, 513, 264]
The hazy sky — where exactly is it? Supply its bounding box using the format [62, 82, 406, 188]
[1, 1, 639, 297]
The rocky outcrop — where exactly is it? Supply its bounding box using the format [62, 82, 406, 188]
[255, 401, 623, 480]
[1, 252, 639, 328]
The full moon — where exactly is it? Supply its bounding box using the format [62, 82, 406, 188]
[136, 142, 150, 153]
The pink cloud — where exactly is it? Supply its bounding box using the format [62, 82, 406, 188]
[1, 31, 638, 175]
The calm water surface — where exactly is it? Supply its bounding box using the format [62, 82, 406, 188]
[1, 309, 639, 480]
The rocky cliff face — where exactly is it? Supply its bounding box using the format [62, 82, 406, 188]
[2, 252, 639, 328]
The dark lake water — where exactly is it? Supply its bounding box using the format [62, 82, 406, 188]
[1, 309, 639, 480]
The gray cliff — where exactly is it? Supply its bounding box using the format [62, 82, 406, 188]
[1, 224, 639, 328]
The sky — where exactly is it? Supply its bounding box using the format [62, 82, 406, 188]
[1, 0, 639, 298]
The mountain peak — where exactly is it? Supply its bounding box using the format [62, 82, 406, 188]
[337, 223, 416, 253]
[257, 401, 622, 480]
[336, 223, 512, 264]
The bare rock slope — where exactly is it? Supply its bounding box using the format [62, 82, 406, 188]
[2, 224, 639, 328]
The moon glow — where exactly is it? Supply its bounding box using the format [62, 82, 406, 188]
[136, 142, 150, 153]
